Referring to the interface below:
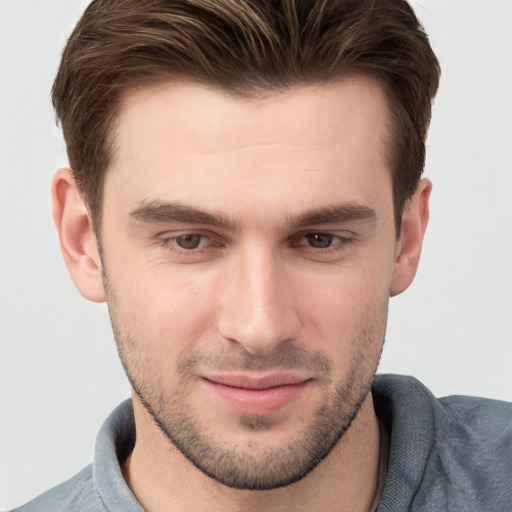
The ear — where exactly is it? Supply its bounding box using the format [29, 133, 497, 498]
[52, 168, 106, 302]
[390, 178, 431, 297]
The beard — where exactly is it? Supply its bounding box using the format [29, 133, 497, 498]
[104, 276, 385, 491]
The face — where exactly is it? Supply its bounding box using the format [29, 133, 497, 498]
[100, 77, 398, 489]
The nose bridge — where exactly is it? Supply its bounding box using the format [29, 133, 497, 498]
[217, 242, 299, 354]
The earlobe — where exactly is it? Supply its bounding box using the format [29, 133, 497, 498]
[52, 168, 106, 302]
[390, 179, 432, 297]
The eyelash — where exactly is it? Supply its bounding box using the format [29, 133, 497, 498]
[159, 233, 220, 255]
[159, 231, 353, 256]
[292, 233, 351, 253]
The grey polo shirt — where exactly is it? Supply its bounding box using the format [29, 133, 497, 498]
[11, 375, 512, 511]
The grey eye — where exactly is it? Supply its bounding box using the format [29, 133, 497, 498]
[305, 233, 334, 248]
[175, 234, 203, 249]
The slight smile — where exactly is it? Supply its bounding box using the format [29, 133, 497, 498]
[201, 373, 314, 415]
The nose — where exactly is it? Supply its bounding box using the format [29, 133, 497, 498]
[216, 244, 301, 355]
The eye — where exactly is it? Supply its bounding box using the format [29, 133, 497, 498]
[304, 233, 337, 249]
[158, 231, 223, 261]
[173, 233, 210, 250]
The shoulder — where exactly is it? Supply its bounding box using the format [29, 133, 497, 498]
[436, 393, 512, 469]
[373, 375, 512, 512]
[435, 394, 512, 479]
[9, 464, 106, 512]
[373, 374, 512, 446]
[439, 392, 512, 437]
[10, 399, 139, 512]
[427, 394, 512, 510]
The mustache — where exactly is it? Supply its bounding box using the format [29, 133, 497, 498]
[177, 342, 332, 375]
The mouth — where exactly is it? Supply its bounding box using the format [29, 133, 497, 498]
[201, 373, 313, 415]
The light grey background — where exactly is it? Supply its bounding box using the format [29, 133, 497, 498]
[1, 1, 511, 509]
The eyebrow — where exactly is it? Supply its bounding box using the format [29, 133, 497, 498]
[130, 200, 240, 230]
[289, 203, 377, 227]
[130, 200, 376, 230]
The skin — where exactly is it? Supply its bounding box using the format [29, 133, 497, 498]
[53, 76, 430, 512]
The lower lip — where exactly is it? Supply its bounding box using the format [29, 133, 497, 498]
[202, 379, 311, 415]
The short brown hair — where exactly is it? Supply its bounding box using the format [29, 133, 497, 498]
[52, 0, 440, 233]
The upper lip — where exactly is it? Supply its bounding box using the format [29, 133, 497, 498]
[203, 373, 311, 390]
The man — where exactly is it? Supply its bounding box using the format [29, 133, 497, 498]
[10, 1, 511, 511]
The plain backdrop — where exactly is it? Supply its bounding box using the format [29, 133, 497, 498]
[1, 0, 511, 509]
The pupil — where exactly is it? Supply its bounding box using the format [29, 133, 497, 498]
[176, 234, 201, 249]
[308, 233, 333, 248]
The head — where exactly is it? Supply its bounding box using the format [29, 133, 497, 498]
[52, 0, 439, 492]
[52, 0, 439, 235]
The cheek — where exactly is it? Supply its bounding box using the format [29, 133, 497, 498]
[295, 263, 391, 349]
[108, 264, 219, 354]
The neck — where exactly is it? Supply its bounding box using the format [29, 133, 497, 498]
[122, 392, 382, 512]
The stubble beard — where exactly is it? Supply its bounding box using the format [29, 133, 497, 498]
[128, 355, 376, 490]
[104, 276, 385, 490]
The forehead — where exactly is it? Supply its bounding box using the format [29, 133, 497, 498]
[113, 76, 391, 155]
[106, 76, 393, 222]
